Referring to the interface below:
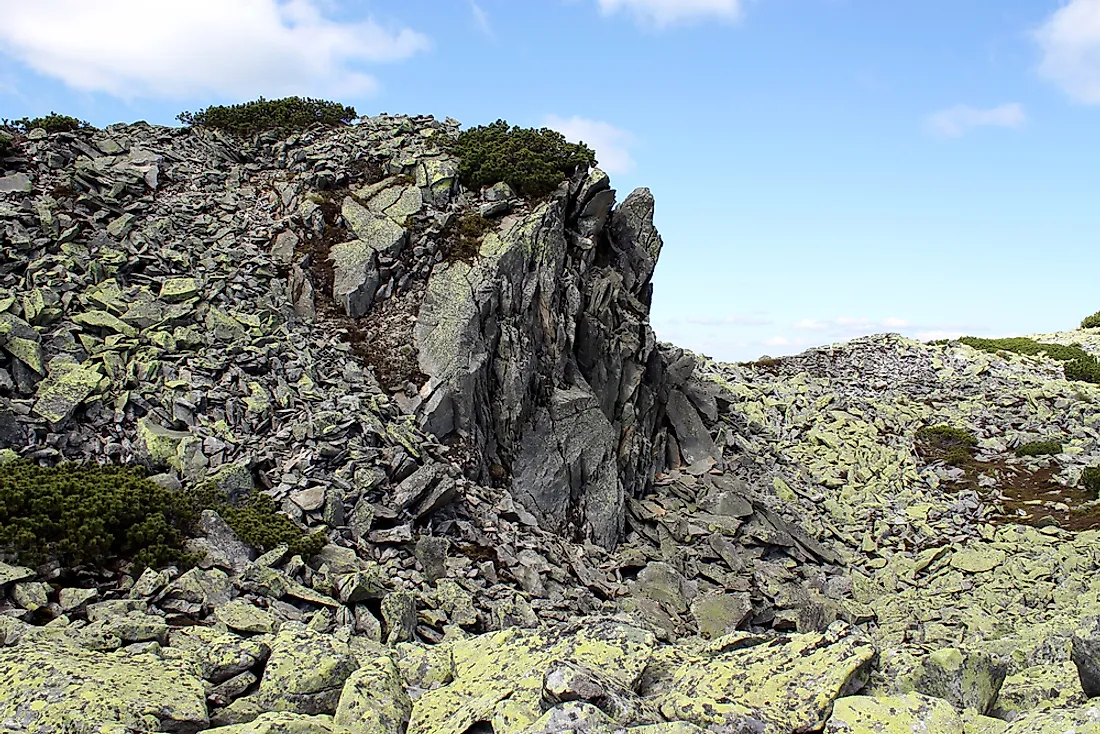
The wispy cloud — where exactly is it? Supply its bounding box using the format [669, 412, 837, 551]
[1034, 0, 1100, 104]
[681, 314, 772, 327]
[595, 0, 743, 27]
[0, 0, 430, 99]
[544, 114, 636, 174]
[471, 1, 493, 37]
[924, 103, 1026, 138]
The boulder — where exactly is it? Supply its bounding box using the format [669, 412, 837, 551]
[0, 641, 208, 732]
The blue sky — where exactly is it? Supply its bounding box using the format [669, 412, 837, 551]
[2, 0, 1099, 362]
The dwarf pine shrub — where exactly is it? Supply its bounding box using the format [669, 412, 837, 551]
[1081, 467, 1100, 499]
[189, 484, 327, 558]
[1082, 311, 1100, 329]
[0, 461, 326, 571]
[177, 96, 357, 137]
[956, 336, 1100, 385]
[1015, 439, 1063, 457]
[916, 425, 978, 466]
[2, 112, 91, 134]
[449, 120, 596, 199]
[0, 461, 195, 570]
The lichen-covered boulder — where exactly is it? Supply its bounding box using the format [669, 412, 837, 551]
[825, 693, 964, 734]
[0, 640, 208, 733]
[253, 621, 359, 715]
[408, 617, 655, 734]
[334, 654, 412, 734]
[903, 647, 1007, 715]
[656, 623, 877, 734]
[521, 701, 617, 734]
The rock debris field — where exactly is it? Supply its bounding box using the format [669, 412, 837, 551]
[2, 116, 1100, 733]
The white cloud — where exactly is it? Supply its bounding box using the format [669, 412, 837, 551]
[0, 0, 430, 99]
[882, 317, 910, 328]
[595, 0, 742, 27]
[471, 1, 493, 36]
[1035, 0, 1100, 104]
[793, 319, 829, 330]
[544, 115, 636, 174]
[925, 103, 1026, 138]
[762, 335, 793, 347]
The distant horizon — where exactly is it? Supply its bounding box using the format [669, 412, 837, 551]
[2, 0, 1097, 363]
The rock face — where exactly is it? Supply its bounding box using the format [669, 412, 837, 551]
[413, 173, 674, 549]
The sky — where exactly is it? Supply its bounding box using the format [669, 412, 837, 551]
[1, 0, 1099, 363]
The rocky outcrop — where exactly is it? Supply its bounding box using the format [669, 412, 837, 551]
[411, 170, 676, 549]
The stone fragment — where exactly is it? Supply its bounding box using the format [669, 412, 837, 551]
[691, 592, 753, 639]
[0, 560, 34, 587]
[382, 591, 418, 644]
[161, 277, 201, 302]
[949, 547, 1006, 574]
[0, 172, 33, 193]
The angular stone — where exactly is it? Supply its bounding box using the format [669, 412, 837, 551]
[949, 547, 1006, 574]
[1072, 616, 1100, 698]
[0, 172, 33, 193]
[691, 592, 753, 639]
[160, 277, 201, 302]
[32, 359, 105, 425]
[214, 599, 279, 635]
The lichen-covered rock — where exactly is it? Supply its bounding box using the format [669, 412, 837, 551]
[208, 711, 335, 734]
[252, 621, 359, 715]
[826, 693, 964, 734]
[522, 701, 617, 734]
[170, 626, 272, 684]
[903, 647, 1007, 715]
[0, 641, 208, 733]
[334, 654, 412, 734]
[408, 617, 655, 734]
[1002, 704, 1100, 734]
[657, 623, 877, 734]
[215, 599, 280, 635]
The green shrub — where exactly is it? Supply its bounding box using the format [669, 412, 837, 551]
[2, 112, 91, 134]
[1015, 439, 1063, 457]
[956, 336, 1100, 385]
[449, 120, 596, 198]
[0, 130, 12, 155]
[0, 461, 196, 570]
[1082, 312, 1100, 329]
[916, 424, 978, 466]
[1081, 467, 1100, 500]
[0, 461, 326, 572]
[177, 96, 356, 137]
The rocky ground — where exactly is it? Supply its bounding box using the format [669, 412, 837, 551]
[2, 117, 1100, 733]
